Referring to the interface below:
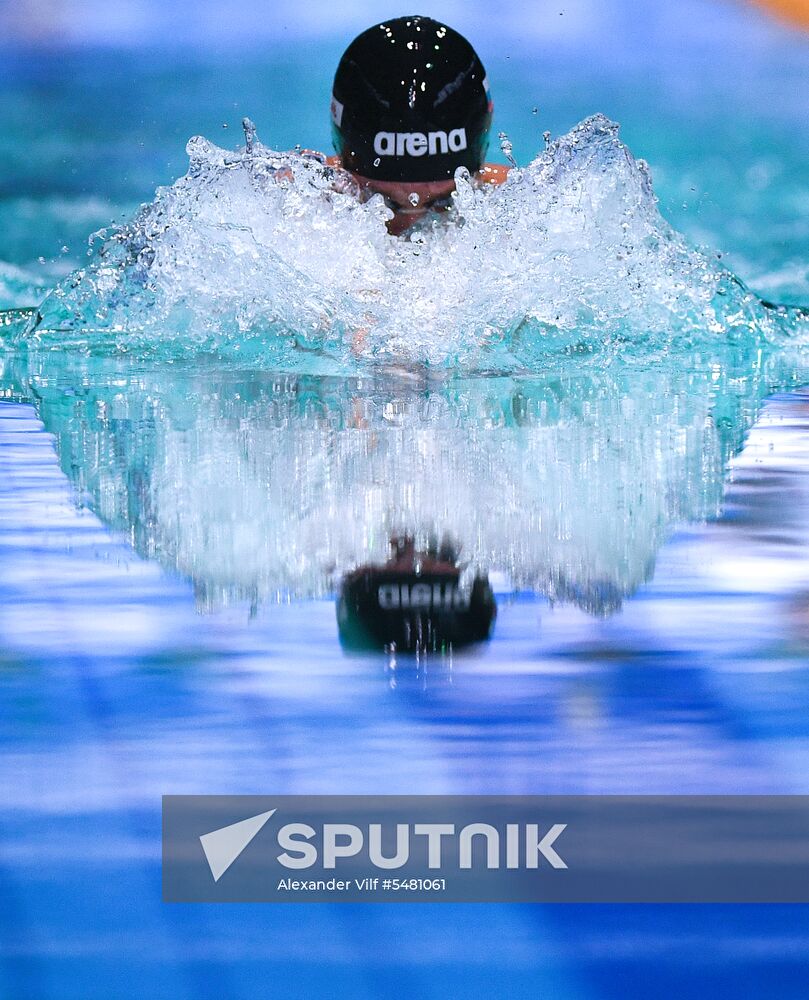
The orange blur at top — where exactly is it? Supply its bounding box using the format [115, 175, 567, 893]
[749, 0, 809, 28]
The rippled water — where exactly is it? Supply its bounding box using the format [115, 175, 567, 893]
[0, 347, 804, 611]
[2, 4, 809, 997]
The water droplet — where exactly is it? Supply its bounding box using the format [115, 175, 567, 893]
[408, 192, 420, 207]
[222, 123, 229, 129]
[543, 130, 551, 149]
[242, 117, 257, 153]
[498, 131, 517, 169]
[532, 107, 538, 115]
[373, 157, 381, 167]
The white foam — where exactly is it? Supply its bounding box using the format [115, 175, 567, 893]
[28, 115, 804, 370]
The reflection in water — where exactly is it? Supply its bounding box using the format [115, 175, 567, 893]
[337, 534, 496, 651]
[3, 380, 809, 1000]
[5, 342, 805, 615]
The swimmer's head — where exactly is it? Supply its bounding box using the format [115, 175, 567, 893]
[331, 16, 493, 185]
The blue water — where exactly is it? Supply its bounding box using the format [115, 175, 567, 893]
[3, 392, 809, 998]
[2, 1, 809, 997]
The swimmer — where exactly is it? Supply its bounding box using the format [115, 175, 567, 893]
[322, 16, 510, 235]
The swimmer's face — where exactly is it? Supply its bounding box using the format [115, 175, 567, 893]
[352, 175, 457, 212]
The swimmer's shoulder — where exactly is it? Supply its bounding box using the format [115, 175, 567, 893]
[294, 151, 344, 169]
[314, 155, 510, 184]
[476, 163, 511, 186]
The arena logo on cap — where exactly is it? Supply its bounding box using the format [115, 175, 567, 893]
[377, 582, 471, 611]
[373, 128, 468, 158]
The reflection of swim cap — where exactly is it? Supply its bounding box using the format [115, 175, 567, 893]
[331, 16, 493, 183]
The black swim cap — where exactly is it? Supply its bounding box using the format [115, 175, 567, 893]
[331, 16, 493, 183]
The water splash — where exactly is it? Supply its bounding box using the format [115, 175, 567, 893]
[242, 116, 257, 154]
[10, 114, 806, 371]
[498, 130, 518, 169]
[3, 114, 809, 612]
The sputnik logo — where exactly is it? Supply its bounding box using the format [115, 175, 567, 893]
[200, 809, 276, 882]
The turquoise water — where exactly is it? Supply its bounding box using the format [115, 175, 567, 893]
[2, 2, 809, 997]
